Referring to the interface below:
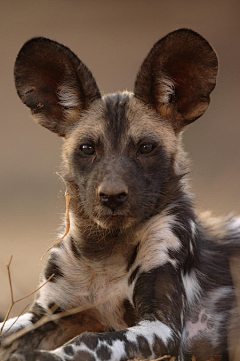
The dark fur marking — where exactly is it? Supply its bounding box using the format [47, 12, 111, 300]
[96, 331, 129, 349]
[128, 265, 140, 285]
[190, 311, 200, 324]
[99, 330, 142, 359]
[215, 295, 233, 313]
[133, 264, 184, 330]
[170, 201, 199, 275]
[152, 335, 168, 360]
[152, 156, 184, 215]
[70, 236, 81, 259]
[75, 351, 96, 361]
[207, 319, 214, 329]
[104, 93, 130, 146]
[80, 228, 126, 260]
[124, 339, 139, 359]
[47, 302, 55, 310]
[123, 299, 138, 327]
[64, 345, 74, 356]
[127, 243, 139, 271]
[167, 248, 178, 261]
[201, 313, 207, 323]
[47, 302, 62, 313]
[44, 254, 64, 282]
[137, 335, 152, 358]
[96, 345, 112, 361]
[80, 333, 99, 350]
[170, 199, 195, 245]
[31, 303, 46, 321]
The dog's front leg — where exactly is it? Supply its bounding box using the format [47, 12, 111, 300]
[7, 319, 177, 361]
[9, 263, 185, 361]
[59, 318, 179, 360]
[0, 309, 103, 361]
[8, 316, 180, 361]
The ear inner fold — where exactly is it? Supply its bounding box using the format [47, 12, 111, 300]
[134, 29, 218, 131]
[14, 37, 101, 136]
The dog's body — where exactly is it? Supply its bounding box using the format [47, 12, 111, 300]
[1, 29, 240, 361]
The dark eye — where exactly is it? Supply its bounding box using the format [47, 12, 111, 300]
[80, 144, 95, 155]
[138, 144, 155, 155]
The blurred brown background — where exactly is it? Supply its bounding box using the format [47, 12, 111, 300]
[0, 0, 240, 317]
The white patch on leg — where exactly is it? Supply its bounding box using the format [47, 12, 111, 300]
[108, 339, 127, 361]
[53, 338, 127, 361]
[0, 313, 33, 335]
[136, 213, 181, 272]
[53, 342, 94, 359]
[126, 319, 173, 357]
[182, 269, 202, 305]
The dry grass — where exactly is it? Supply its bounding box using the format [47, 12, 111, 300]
[0, 255, 54, 337]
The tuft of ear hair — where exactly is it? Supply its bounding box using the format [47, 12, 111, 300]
[134, 29, 218, 132]
[14, 37, 101, 137]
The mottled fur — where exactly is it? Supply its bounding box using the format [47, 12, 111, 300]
[1, 29, 240, 361]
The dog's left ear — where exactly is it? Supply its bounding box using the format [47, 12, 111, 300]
[134, 29, 218, 131]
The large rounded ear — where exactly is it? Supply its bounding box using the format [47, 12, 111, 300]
[14, 37, 101, 136]
[134, 29, 218, 132]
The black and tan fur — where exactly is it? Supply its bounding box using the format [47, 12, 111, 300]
[0, 29, 240, 361]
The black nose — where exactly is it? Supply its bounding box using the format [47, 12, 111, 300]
[98, 182, 128, 210]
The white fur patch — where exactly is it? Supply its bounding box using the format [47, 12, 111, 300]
[156, 76, 175, 104]
[227, 216, 240, 231]
[136, 212, 181, 272]
[108, 339, 127, 361]
[182, 269, 202, 305]
[190, 220, 196, 238]
[0, 313, 33, 335]
[38, 234, 129, 331]
[126, 319, 173, 358]
[57, 84, 80, 108]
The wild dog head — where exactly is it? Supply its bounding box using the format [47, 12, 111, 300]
[14, 29, 217, 234]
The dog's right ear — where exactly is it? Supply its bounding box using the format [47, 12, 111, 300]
[14, 38, 101, 136]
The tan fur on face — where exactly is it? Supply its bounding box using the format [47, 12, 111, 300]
[126, 97, 177, 155]
[127, 97, 190, 183]
[64, 94, 178, 157]
[62, 99, 105, 167]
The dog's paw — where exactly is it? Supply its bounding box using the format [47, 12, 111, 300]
[9, 350, 62, 361]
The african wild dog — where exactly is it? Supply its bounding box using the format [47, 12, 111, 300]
[0, 29, 240, 361]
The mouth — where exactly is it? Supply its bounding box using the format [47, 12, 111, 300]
[94, 214, 136, 231]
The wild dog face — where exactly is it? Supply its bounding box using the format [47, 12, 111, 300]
[14, 29, 217, 233]
[62, 95, 179, 231]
